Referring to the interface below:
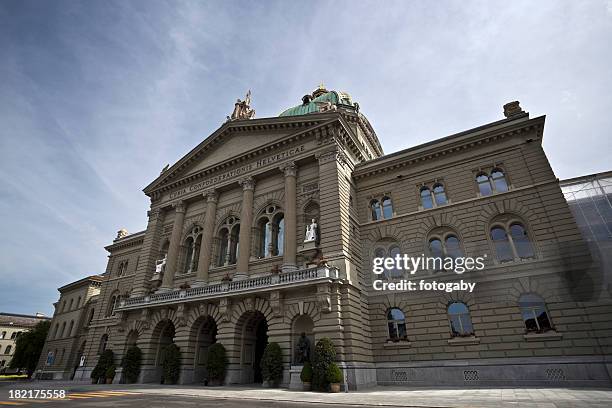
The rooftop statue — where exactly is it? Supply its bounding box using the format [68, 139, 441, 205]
[228, 90, 255, 121]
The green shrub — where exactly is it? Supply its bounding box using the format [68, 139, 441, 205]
[161, 344, 181, 384]
[300, 362, 313, 383]
[121, 346, 142, 384]
[91, 350, 114, 383]
[105, 364, 116, 381]
[312, 338, 336, 391]
[326, 363, 343, 383]
[206, 343, 228, 383]
[260, 342, 283, 384]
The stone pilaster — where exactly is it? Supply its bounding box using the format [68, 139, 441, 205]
[194, 190, 218, 286]
[131, 207, 165, 297]
[281, 161, 298, 271]
[159, 200, 186, 291]
[236, 177, 255, 279]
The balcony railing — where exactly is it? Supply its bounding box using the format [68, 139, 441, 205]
[118, 266, 342, 310]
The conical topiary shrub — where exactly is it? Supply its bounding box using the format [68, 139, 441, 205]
[312, 338, 336, 391]
[161, 344, 181, 385]
[260, 342, 283, 387]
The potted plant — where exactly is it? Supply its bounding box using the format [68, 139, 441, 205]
[260, 342, 283, 387]
[312, 338, 336, 391]
[300, 362, 313, 391]
[206, 343, 228, 386]
[326, 363, 343, 393]
[90, 349, 114, 384]
[120, 346, 142, 384]
[161, 344, 181, 385]
[105, 364, 116, 384]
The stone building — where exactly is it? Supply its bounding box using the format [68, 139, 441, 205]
[35, 276, 102, 379]
[0, 312, 50, 372]
[40, 87, 611, 388]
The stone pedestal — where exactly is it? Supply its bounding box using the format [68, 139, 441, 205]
[289, 365, 304, 390]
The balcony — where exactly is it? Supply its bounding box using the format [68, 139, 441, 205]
[118, 265, 343, 311]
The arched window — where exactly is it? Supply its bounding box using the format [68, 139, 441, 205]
[382, 196, 393, 219]
[59, 322, 66, 338]
[433, 184, 447, 206]
[519, 294, 553, 333]
[491, 168, 509, 192]
[448, 302, 474, 337]
[53, 323, 59, 339]
[428, 232, 464, 262]
[99, 334, 108, 354]
[182, 226, 202, 274]
[68, 321, 74, 337]
[68, 299, 74, 310]
[370, 199, 382, 220]
[4, 345, 11, 355]
[216, 217, 240, 266]
[476, 173, 493, 196]
[476, 168, 509, 196]
[490, 221, 534, 262]
[77, 296, 82, 308]
[88, 308, 95, 325]
[510, 223, 534, 258]
[372, 241, 403, 279]
[491, 226, 513, 262]
[256, 205, 284, 258]
[387, 308, 407, 341]
[420, 187, 433, 209]
[107, 292, 120, 317]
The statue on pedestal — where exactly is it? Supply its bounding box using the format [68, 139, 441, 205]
[304, 219, 318, 243]
[295, 332, 311, 364]
[155, 255, 167, 274]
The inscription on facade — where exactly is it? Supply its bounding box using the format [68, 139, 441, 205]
[167, 145, 306, 201]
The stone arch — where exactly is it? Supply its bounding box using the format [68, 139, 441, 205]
[291, 314, 315, 364]
[125, 329, 139, 349]
[416, 211, 469, 239]
[508, 276, 555, 304]
[476, 197, 537, 235]
[253, 190, 285, 218]
[186, 314, 218, 384]
[149, 307, 182, 331]
[215, 203, 242, 228]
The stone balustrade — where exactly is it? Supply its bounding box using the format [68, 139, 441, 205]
[118, 265, 342, 310]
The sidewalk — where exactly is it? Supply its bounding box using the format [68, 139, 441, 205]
[2, 382, 612, 407]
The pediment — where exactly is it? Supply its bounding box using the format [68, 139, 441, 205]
[144, 116, 336, 195]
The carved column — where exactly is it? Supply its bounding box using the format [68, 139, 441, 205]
[159, 200, 186, 292]
[281, 162, 298, 271]
[194, 190, 218, 286]
[236, 177, 255, 279]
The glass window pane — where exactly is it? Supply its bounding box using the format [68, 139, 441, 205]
[448, 302, 468, 315]
[420, 188, 434, 209]
[536, 309, 552, 331]
[445, 236, 463, 258]
[449, 315, 461, 336]
[510, 223, 534, 258]
[491, 170, 509, 192]
[277, 218, 285, 256]
[460, 315, 473, 334]
[388, 308, 405, 321]
[491, 227, 513, 261]
[429, 239, 444, 259]
[382, 197, 393, 219]
[397, 323, 407, 338]
[371, 200, 381, 220]
[477, 174, 493, 196]
[388, 246, 401, 278]
[433, 184, 447, 205]
[388, 322, 398, 339]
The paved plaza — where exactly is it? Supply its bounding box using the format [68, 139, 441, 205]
[1, 382, 612, 407]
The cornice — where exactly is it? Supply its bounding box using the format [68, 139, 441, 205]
[353, 115, 545, 180]
[105, 231, 145, 252]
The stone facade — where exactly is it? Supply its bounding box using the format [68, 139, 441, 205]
[35, 276, 102, 380]
[38, 88, 612, 388]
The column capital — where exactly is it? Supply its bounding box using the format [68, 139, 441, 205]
[238, 176, 255, 191]
[315, 149, 347, 166]
[279, 161, 298, 177]
[172, 200, 186, 213]
[203, 189, 219, 203]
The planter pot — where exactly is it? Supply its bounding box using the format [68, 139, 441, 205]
[105, 378, 113, 384]
[302, 382, 312, 391]
[329, 383, 341, 393]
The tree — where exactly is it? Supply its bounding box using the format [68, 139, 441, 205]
[91, 350, 114, 384]
[10, 320, 50, 378]
[206, 343, 228, 384]
[260, 342, 283, 386]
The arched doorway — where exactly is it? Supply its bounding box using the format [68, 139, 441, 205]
[292, 315, 314, 364]
[125, 330, 139, 349]
[151, 319, 176, 383]
[237, 311, 268, 384]
[71, 341, 86, 380]
[191, 316, 217, 383]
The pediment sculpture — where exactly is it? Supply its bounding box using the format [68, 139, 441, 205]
[228, 90, 255, 121]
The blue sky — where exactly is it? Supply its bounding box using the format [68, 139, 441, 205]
[1, 0, 611, 316]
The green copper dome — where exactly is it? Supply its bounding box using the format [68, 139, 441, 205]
[279, 87, 357, 117]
